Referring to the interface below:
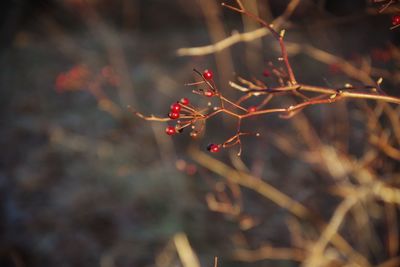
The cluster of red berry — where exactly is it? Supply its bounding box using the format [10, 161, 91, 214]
[55, 65, 119, 93]
[165, 97, 190, 135]
[202, 69, 216, 98]
[55, 64, 91, 93]
[164, 69, 221, 153]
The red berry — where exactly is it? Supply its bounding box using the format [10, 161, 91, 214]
[248, 106, 257, 113]
[392, 15, 400, 26]
[204, 90, 214, 97]
[165, 126, 176, 135]
[55, 73, 67, 92]
[203, 69, 213, 80]
[169, 112, 180, 119]
[329, 63, 341, 74]
[170, 102, 181, 113]
[262, 69, 270, 77]
[180, 98, 189, 105]
[207, 144, 220, 153]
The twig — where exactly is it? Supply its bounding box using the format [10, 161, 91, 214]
[176, 0, 300, 57]
[232, 245, 305, 262]
[222, 0, 297, 84]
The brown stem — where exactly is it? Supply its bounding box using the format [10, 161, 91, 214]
[222, 1, 297, 84]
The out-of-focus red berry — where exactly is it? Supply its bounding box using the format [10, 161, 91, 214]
[371, 48, 391, 63]
[55, 73, 67, 92]
[248, 106, 257, 113]
[328, 63, 341, 74]
[108, 76, 120, 86]
[204, 90, 214, 97]
[185, 164, 197, 175]
[55, 64, 91, 92]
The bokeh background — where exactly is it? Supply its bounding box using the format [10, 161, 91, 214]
[1, 0, 399, 267]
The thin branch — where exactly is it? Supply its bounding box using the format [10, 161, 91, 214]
[190, 149, 371, 266]
[232, 245, 305, 262]
[304, 196, 367, 267]
[176, 0, 300, 57]
[222, 1, 297, 84]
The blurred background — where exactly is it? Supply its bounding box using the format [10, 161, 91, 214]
[1, 0, 399, 266]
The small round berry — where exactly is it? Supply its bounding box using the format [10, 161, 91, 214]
[248, 106, 257, 113]
[180, 98, 190, 105]
[207, 143, 220, 153]
[204, 90, 214, 97]
[169, 112, 180, 119]
[185, 164, 197, 176]
[203, 69, 213, 80]
[262, 69, 270, 77]
[165, 126, 176, 135]
[170, 102, 181, 113]
[392, 15, 400, 26]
